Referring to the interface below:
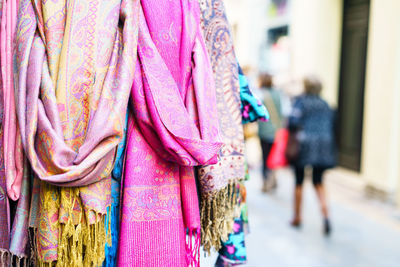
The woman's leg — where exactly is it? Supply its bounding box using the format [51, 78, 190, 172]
[292, 166, 305, 226]
[260, 139, 271, 179]
[260, 140, 274, 192]
[313, 167, 331, 235]
[312, 167, 328, 218]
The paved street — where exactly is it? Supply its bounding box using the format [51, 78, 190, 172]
[201, 142, 400, 267]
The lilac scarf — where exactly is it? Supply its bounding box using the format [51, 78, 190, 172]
[14, 0, 139, 265]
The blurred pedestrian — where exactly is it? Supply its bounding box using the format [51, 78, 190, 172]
[258, 73, 283, 192]
[288, 76, 336, 235]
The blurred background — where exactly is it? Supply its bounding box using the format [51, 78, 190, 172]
[202, 0, 400, 266]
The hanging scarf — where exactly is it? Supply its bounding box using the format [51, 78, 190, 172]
[0, 0, 31, 264]
[198, 0, 246, 252]
[14, 0, 139, 265]
[0, 34, 10, 261]
[1, 0, 24, 203]
[118, 1, 221, 266]
[238, 65, 269, 124]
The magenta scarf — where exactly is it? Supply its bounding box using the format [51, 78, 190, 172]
[118, 1, 221, 266]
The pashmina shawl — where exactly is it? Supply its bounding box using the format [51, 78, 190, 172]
[14, 0, 139, 265]
[0, 0, 31, 264]
[0, 31, 10, 260]
[1, 0, 24, 203]
[216, 75, 268, 265]
[118, 1, 221, 266]
[198, 0, 246, 252]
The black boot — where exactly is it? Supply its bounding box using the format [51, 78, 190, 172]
[324, 218, 331, 236]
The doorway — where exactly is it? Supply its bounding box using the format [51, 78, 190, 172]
[337, 0, 370, 171]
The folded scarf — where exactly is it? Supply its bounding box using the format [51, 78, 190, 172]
[117, 1, 221, 266]
[14, 0, 139, 265]
[198, 0, 246, 252]
[238, 65, 269, 124]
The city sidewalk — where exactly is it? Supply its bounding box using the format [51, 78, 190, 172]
[201, 142, 400, 267]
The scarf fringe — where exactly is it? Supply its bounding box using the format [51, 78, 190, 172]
[35, 216, 107, 267]
[186, 228, 201, 267]
[200, 180, 239, 253]
[35, 186, 109, 267]
[0, 249, 30, 267]
[0, 249, 9, 267]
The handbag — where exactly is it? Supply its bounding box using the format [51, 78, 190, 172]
[264, 91, 288, 169]
[285, 130, 300, 163]
[267, 128, 289, 169]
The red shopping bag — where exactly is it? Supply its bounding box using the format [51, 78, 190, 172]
[267, 129, 289, 169]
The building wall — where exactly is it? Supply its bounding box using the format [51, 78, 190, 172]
[224, 0, 269, 68]
[362, 0, 400, 203]
[290, 0, 343, 107]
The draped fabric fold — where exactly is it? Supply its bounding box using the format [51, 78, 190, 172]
[14, 0, 139, 265]
[118, 1, 221, 266]
[198, 0, 246, 253]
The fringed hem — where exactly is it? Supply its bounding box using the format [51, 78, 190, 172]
[0, 249, 30, 267]
[33, 211, 109, 267]
[104, 204, 119, 267]
[186, 228, 201, 267]
[200, 180, 239, 253]
[0, 249, 9, 267]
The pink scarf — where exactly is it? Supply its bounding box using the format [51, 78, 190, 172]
[1, 0, 23, 203]
[0, 1, 30, 264]
[118, 1, 221, 266]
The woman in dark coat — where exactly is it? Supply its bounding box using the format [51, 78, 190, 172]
[288, 76, 336, 235]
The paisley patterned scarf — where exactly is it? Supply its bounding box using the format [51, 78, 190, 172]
[117, 1, 221, 266]
[1, 0, 24, 203]
[198, 0, 246, 252]
[0, 0, 31, 264]
[216, 68, 268, 266]
[14, 0, 139, 265]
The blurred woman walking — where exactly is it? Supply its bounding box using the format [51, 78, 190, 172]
[258, 73, 283, 192]
[288, 76, 336, 235]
